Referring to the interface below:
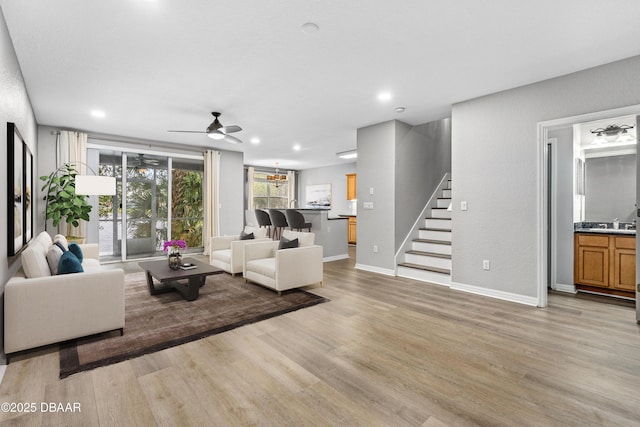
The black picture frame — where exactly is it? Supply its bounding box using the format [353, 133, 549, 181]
[7, 122, 28, 256]
[24, 142, 33, 247]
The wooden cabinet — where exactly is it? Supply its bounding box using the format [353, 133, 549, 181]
[346, 174, 356, 200]
[574, 233, 635, 296]
[348, 217, 356, 244]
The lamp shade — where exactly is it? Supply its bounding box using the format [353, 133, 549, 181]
[75, 175, 116, 195]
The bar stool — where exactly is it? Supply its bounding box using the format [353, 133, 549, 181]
[254, 209, 272, 238]
[285, 209, 312, 232]
[268, 209, 288, 240]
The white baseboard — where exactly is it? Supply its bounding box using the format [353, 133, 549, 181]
[355, 263, 396, 276]
[553, 283, 576, 294]
[323, 254, 349, 262]
[450, 281, 539, 307]
[0, 365, 6, 385]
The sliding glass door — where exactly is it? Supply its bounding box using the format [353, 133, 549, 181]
[96, 149, 203, 262]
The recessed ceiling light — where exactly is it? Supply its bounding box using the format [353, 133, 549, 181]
[377, 92, 392, 102]
[293, 144, 301, 151]
[91, 110, 106, 118]
[395, 106, 406, 113]
[301, 22, 319, 34]
[251, 137, 260, 144]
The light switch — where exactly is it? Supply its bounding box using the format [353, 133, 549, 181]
[461, 201, 468, 211]
[369, 187, 374, 195]
[363, 202, 374, 209]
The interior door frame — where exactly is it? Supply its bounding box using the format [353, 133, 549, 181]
[537, 104, 640, 312]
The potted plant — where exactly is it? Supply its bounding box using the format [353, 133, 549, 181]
[40, 163, 92, 241]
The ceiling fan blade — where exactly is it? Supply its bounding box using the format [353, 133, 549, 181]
[219, 125, 242, 134]
[223, 134, 243, 144]
[167, 130, 206, 133]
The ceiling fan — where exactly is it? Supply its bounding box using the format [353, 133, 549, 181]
[168, 112, 243, 144]
[132, 154, 159, 172]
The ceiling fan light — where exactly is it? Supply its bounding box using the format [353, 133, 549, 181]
[208, 131, 225, 140]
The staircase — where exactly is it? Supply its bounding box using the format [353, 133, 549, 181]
[397, 179, 452, 286]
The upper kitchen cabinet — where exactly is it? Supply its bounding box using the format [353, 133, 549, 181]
[346, 173, 356, 200]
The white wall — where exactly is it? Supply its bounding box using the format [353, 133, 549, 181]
[452, 55, 640, 301]
[0, 6, 38, 361]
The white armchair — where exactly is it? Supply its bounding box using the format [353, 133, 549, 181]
[243, 230, 323, 295]
[209, 226, 269, 275]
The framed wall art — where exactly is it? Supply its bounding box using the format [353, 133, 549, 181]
[7, 122, 31, 256]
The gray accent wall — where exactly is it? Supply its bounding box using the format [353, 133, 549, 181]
[395, 118, 452, 248]
[357, 118, 452, 272]
[452, 55, 640, 300]
[0, 6, 38, 361]
[585, 154, 636, 222]
[297, 162, 356, 217]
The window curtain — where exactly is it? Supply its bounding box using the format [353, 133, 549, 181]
[287, 170, 296, 207]
[247, 166, 255, 209]
[203, 150, 220, 255]
[57, 131, 88, 238]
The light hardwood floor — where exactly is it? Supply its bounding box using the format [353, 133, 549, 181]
[1, 250, 640, 426]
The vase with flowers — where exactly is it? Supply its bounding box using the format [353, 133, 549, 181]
[163, 239, 187, 270]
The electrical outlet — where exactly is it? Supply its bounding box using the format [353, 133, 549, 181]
[373, 245, 378, 253]
[483, 260, 490, 270]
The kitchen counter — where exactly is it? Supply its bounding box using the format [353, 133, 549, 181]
[574, 228, 636, 235]
[338, 214, 356, 218]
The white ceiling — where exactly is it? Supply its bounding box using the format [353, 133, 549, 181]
[2, 0, 640, 170]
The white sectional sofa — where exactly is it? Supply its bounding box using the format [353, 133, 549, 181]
[243, 230, 323, 295]
[209, 226, 270, 275]
[4, 231, 125, 357]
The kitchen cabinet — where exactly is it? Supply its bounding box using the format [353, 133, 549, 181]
[346, 174, 356, 200]
[574, 233, 635, 296]
[348, 217, 356, 244]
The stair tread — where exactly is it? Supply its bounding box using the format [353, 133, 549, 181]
[432, 207, 449, 210]
[406, 250, 451, 259]
[413, 238, 452, 245]
[420, 227, 452, 232]
[398, 263, 451, 275]
[425, 217, 450, 220]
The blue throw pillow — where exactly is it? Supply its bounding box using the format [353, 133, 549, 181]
[58, 251, 84, 275]
[68, 242, 84, 263]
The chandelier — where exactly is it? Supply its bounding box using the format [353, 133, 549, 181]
[267, 162, 287, 188]
[590, 124, 635, 144]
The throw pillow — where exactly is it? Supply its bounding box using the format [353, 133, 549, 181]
[239, 231, 255, 240]
[54, 234, 69, 250]
[278, 237, 299, 250]
[58, 251, 84, 275]
[68, 242, 84, 263]
[46, 242, 67, 275]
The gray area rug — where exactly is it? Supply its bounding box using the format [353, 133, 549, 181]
[59, 272, 328, 378]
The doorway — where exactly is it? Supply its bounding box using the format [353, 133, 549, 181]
[539, 105, 640, 320]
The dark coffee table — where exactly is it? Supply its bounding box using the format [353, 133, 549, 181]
[138, 257, 223, 301]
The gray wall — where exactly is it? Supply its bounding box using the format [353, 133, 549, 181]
[218, 150, 244, 236]
[395, 118, 452, 248]
[452, 55, 640, 299]
[585, 154, 636, 222]
[548, 127, 574, 287]
[356, 118, 452, 272]
[357, 121, 397, 271]
[297, 162, 356, 217]
[0, 6, 38, 361]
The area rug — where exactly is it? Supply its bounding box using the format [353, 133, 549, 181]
[59, 271, 328, 378]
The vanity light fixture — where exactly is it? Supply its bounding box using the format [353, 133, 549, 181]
[337, 149, 357, 159]
[590, 124, 635, 144]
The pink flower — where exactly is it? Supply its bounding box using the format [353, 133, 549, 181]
[163, 239, 187, 252]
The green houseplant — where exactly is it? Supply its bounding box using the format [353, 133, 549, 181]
[40, 163, 92, 237]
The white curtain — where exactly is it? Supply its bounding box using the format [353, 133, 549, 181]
[287, 170, 296, 208]
[57, 131, 88, 238]
[247, 166, 255, 209]
[203, 150, 220, 255]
